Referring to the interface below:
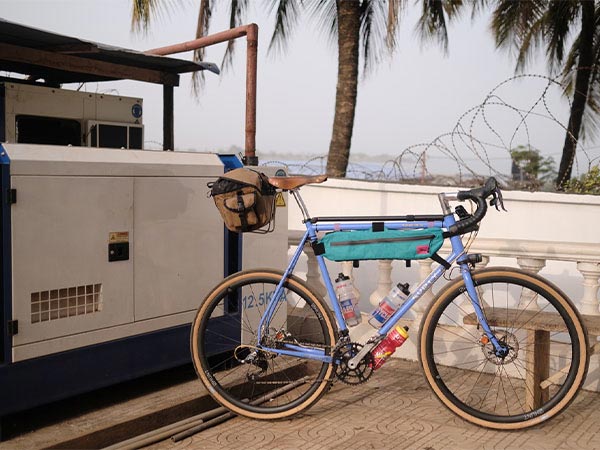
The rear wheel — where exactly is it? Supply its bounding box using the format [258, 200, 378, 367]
[419, 268, 588, 430]
[191, 269, 337, 419]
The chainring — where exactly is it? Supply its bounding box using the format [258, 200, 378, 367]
[334, 342, 374, 385]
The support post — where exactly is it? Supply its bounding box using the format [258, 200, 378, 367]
[525, 329, 550, 410]
[163, 85, 174, 151]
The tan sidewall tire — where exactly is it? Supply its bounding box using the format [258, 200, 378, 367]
[191, 269, 337, 419]
[419, 268, 589, 430]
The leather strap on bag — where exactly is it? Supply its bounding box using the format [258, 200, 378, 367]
[236, 191, 249, 231]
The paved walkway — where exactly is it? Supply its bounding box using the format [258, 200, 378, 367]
[3, 359, 600, 449]
[147, 360, 600, 450]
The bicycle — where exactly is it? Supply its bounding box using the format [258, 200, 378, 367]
[191, 174, 589, 430]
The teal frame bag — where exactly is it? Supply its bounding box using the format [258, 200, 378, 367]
[319, 228, 445, 262]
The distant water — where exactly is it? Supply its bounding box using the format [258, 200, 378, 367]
[259, 158, 425, 181]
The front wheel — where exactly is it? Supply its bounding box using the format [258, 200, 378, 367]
[419, 267, 589, 430]
[191, 269, 338, 419]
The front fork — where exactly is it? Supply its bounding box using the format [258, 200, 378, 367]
[458, 261, 509, 358]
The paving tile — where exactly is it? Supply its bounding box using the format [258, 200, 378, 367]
[6, 358, 600, 450]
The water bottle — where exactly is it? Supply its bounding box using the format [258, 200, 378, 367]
[368, 282, 410, 328]
[371, 325, 409, 370]
[335, 273, 361, 327]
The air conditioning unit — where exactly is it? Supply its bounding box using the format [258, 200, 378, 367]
[86, 121, 144, 149]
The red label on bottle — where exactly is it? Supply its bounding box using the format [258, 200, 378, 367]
[379, 302, 395, 316]
[341, 299, 355, 319]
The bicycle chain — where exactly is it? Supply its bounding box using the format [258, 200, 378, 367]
[243, 335, 374, 385]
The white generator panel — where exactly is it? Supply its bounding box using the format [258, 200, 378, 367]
[2, 144, 287, 363]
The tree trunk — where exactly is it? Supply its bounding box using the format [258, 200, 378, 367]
[556, 0, 595, 190]
[326, 0, 361, 177]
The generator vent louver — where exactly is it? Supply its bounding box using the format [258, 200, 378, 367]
[31, 284, 103, 323]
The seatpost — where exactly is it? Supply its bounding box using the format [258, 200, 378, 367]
[291, 189, 311, 222]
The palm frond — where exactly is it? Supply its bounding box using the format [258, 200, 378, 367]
[469, 0, 492, 20]
[580, 72, 600, 141]
[309, 0, 338, 46]
[221, 0, 249, 72]
[266, 0, 304, 57]
[416, 0, 462, 53]
[562, 33, 580, 96]
[544, 0, 580, 69]
[192, 0, 213, 96]
[360, 0, 389, 73]
[491, 0, 545, 51]
[131, 0, 181, 34]
[515, 16, 545, 71]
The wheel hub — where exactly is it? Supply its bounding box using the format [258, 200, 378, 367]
[480, 330, 519, 365]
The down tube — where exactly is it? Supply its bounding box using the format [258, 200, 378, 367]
[378, 258, 455, 336]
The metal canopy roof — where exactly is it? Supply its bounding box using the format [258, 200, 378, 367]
[0, 18, 219, 86]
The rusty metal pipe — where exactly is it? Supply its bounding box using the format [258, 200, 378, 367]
[245, 23, 258, 165]
[147, 24, 258, 164]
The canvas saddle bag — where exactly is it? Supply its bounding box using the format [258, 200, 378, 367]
[208, 168, 276, 233]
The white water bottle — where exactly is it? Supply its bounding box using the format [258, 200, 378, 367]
[335, 273, 361, 327]
[368, 282, 410, 328]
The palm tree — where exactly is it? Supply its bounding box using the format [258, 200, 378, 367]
[131, 0, 460, 177]
[488, 0, 598, 189]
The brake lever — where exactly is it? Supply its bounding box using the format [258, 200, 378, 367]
[489, 187, 507, 211]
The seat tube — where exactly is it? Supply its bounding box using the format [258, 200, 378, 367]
[306, 221, 348, 332]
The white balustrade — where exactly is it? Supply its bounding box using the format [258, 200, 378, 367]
[577, 262, 600, 315]
[516, 257, 546, 310]
[288, 233, 600, 317]
[369, 261, 393, 307]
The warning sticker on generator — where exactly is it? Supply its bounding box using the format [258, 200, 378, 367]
[109, 231, 129, 243]
[275, 192, 286, 207]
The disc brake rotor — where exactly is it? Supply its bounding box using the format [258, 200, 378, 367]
[480, 330, 519, 365]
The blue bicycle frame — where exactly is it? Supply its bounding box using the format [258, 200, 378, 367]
[255, 191, 503, 364]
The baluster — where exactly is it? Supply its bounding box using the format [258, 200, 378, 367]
[516, 257, 546, 310]
[369, 260, 393, 308]
[413, 260, 434, 314]
[577, 262, 600, 315]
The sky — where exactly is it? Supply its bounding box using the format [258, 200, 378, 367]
[2, 0, 597, 177]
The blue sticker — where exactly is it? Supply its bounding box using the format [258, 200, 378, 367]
[275, 169, 286, 177]
[132, 104, 143, 119]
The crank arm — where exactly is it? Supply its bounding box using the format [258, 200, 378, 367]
[347, 340, 379, 370]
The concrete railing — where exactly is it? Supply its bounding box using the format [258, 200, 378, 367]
[286, 178, 600, 316]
